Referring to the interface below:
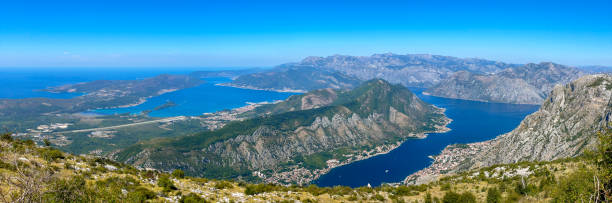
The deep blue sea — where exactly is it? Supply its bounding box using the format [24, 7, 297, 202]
[313, 88, 539, 187]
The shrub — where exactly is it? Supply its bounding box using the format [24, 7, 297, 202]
[1, 133, 13, 142]
[44, 176, 91, 202]
[180, 193, 207, 203]
[244, 184, 281, 195]
[372, 194, 385, 201]
[172, 169, 185, 179]
[305, 184, 327, 196]
[158, 174, 177, 192]
[442, 191, 476, 203]
[39, 148, 65, 161]
[127, 187, 157, 202]
[458, 191, 477, 203]
[214, 181, 233, 189]
[550, 169, 596, 202]
[440, 183, 451, 191]
[424, 193, 433, 203]
[486, 187, 502, 203]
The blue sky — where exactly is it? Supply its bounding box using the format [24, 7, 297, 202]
[1, 0, 611, 68]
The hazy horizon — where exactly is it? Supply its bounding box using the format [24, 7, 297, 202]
[1, 0, 611, 68]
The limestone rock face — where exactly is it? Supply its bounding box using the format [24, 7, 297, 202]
[472, 74, 611, 166]
[426, 62, 584, 104]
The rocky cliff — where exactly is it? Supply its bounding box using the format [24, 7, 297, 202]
[425, 62, 583, 104]
[406, 74, 612, 184]
[115, 79, 450, 184]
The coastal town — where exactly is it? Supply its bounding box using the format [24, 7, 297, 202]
[404, 141, 492, 185]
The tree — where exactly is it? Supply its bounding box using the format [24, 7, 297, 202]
[486, 187, 502, 203]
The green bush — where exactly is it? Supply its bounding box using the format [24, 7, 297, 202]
[372, 193, 385, 201]
[39, 148, 65, 162]
[442, 191, 476, 203]
[486, 187, 501, 203]
[158, 174, 177, 192]
[244, 184, 283, 195]
[180, 193, 208, 203]
[550, 169, 596, 202]
[127, 187, 157, 202]
[1, 133, 13, 142]
[44, 176, 92, 202]
[172, 169, 186, 179]
[214, 181, 233, 189]
[424, 192, 433, 203]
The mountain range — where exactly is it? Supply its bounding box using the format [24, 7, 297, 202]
[226, 53, 590, 104]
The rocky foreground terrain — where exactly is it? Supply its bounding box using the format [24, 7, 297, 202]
[113, 79, 450, 184]
[407, 74, 612, 184]
[1, 131, 607, 202]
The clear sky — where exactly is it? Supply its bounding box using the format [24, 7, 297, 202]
[1, 0, 611, 68]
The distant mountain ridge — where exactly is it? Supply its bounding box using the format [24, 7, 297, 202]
[227, 53, 520, 91]
[227, 53, 590, 104]
[425, 62, 584, 104]
[114, 79, 450, 184]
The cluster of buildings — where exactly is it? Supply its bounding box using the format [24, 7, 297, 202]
[404, 141, 491, 185]
[30, 123, 72, 133]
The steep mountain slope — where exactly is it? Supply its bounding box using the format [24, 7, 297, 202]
[407, 74, 612, 184]
[423, 71, 544, 104]
[223, 65, 362, 92]
[114, 79, 450, 184]
[227, 53, 519, 91]
[425, 62, 583, 104]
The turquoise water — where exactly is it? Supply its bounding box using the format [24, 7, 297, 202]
[0, 69, 295, 117]
[91, 77, 297, 117]
[314, 88, 539, 187]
